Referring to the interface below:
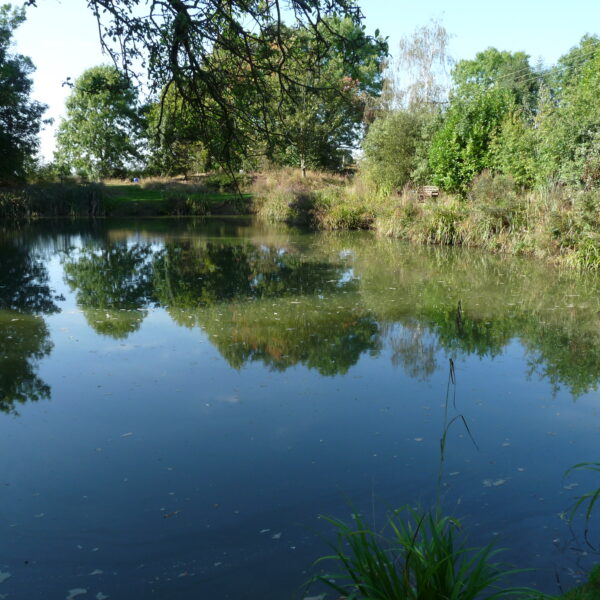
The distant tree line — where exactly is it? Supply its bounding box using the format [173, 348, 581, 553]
[362, 24, 600, 195]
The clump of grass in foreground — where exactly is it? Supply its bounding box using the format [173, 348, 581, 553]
[313, 507, 542, 600]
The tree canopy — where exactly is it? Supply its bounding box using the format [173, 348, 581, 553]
[86, 0, 382, 170]
[0, 4, 46, 184]
[55, 65, 142, 179]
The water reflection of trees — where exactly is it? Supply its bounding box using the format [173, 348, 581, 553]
[0, 240, 62, 413]
[63, 243, 154, 338]
[60, 230, 600, 394]
[189, 299, 381, 375]
[64, 240, 381, 374]
[352, 238, 600, 397]
[152, 241, 356, 306]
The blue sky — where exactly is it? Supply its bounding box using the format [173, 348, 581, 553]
[13, 0, 600, 160]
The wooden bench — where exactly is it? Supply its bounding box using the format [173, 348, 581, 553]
[418, 185, 440, 200]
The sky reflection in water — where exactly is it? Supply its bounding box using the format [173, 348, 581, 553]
[1, 217, 600, 599]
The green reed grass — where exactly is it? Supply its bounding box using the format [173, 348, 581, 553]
[314, 508, 536, 600]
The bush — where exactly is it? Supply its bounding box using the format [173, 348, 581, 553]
[361, 110, 423, 194]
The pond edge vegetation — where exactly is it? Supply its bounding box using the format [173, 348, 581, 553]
[251, 168, 600, 271]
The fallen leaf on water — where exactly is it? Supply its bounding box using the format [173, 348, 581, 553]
[66, 589, 87, 600]
[483, 479, 507, 487]
[272, 532, 282, 540]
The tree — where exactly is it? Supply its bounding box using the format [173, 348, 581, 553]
[146, 85, 209, 177]
[266, 16, 387, 173]
[429, 48, 538, 194]
[144, 14, 386, 175]
[451, 48, 539, 110]
[388, 19, 452, 110]
[55, 65, 142, 179]
[538, 36, 600, 187]
[83, 0, 376, 169]
[429, 88, 515, 194]
[359, 20, 451, 190]
[361, 109, 423, 192]
[0, 4, 47, 184]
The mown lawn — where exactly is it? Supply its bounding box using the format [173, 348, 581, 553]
[103, 183, 252, 215]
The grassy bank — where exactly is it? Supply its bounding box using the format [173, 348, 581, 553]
[0, 174, 254, 219]
[251, 169, 600, 270]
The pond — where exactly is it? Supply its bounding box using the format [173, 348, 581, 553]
[1, 217, 600, 599]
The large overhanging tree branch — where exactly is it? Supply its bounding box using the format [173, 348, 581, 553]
[83, 0, 371, 168]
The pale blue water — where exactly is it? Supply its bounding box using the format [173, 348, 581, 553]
[1, 217, 600, 599]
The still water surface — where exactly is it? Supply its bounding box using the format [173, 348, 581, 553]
[2, 217, 600, 599]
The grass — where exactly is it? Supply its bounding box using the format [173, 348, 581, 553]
[313, 508, 536, 600]
[0, 176, 254, 219]
[104, 180, 252, 216]
[0, 182, 106, 218]
[558, 567, 600, 599]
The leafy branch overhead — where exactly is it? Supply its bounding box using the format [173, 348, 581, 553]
[88, 0, 387, 167]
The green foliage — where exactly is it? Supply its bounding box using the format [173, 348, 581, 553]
[144, 16, 387, 174]
[429, 88, 515, 195]
[55, 65, 142, 180]
[538, 37, 600, 187]
[361, 109, 423, 193]
[0, 5, 47, 184]
[267, 17, 387, 172]
[146, 84, 209, 177]
[451, 48, 539, 110]
[90, 0, 372, 173]
[490, 110, 538, 187]
[426, 48, 539, 194]
[315, 508, 528, 600]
